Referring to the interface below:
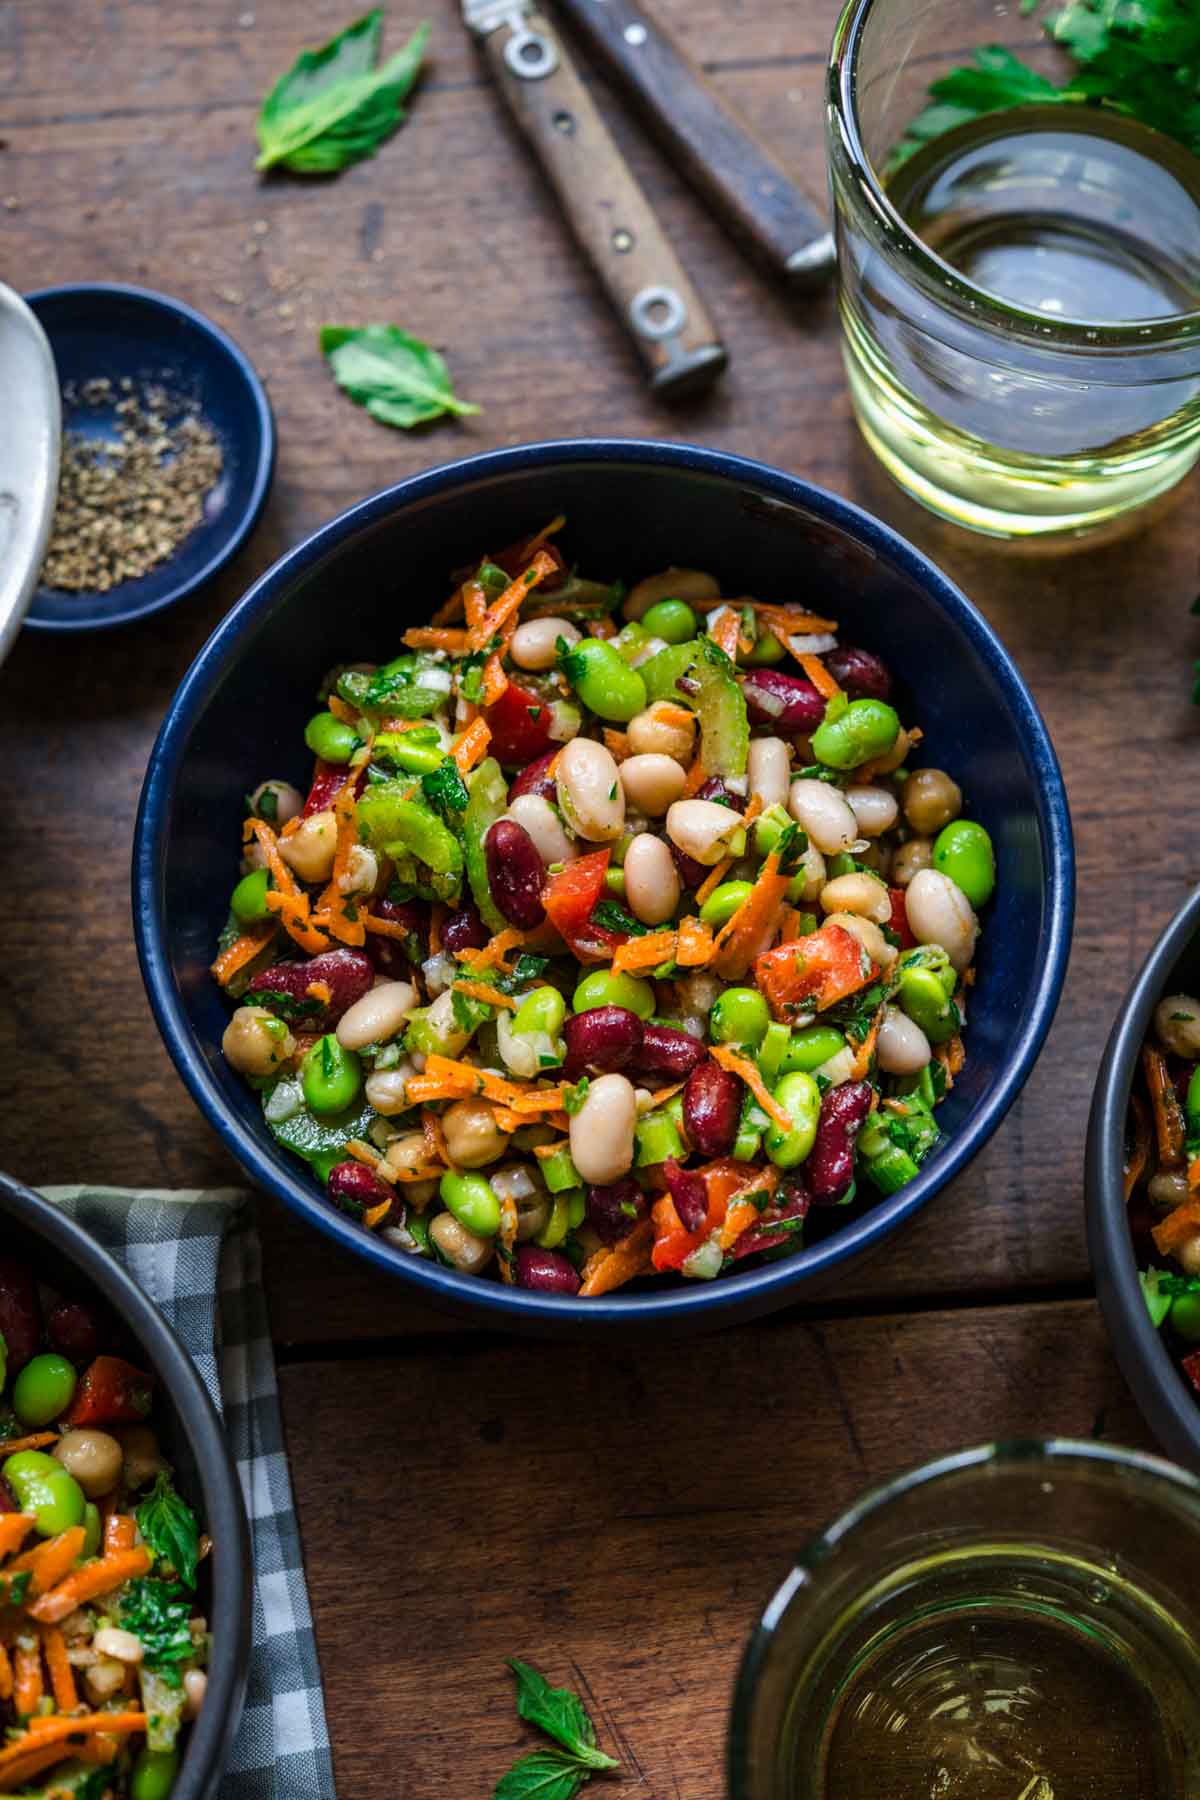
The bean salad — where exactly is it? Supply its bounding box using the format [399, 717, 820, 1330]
[0, 1256, 208, 1797]
[211, 525, 996, 1296]
[1129, 995, 1200, 1391]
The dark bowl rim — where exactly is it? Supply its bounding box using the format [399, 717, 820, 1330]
[23, 282, 276, 634]
[1086, 884, 1200, 1462]
[0, 1171, 252, 1800]
[133, 437, 1075, 1326]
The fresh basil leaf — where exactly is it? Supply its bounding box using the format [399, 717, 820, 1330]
[493, 1751, 589, 1800]
[507, 1660, 618, 1770]
[136, 1473, 201, 1589]
[320, 324, 480, 429]
[256, 12, 429, 175]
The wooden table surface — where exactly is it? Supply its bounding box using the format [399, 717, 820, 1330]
[2, 0, 1198, 1790]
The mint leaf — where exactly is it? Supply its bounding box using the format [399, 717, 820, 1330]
[136, 1473, 201, 1589]
[320, 324, 480, 429]
[507, 1661, 618, 1771]
[256, 12, 429, 175]
[494, 1752, 589, 1800]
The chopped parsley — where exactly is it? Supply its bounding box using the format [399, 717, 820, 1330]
[562, 1078, 591, 1116]
[591, 899, 649, 937]
[253, 989, 324, 1023]
[421, 756, 470, 818]
[120, 1579, 195, 1684]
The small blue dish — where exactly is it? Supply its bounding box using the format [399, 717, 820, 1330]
[133, 440, 1074, 1336]
[25, 284, 275, 632]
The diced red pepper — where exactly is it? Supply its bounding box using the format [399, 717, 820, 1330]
[756, 922, 877, 1019]
[60, 1356, 154, 1429]
[733, 1192, 810, 1261]
[303, 759, 352, 817]
[493, 536, 566, 588]
[1183, 1350, 1200, 1396]
[651, 1159, 747, 1271]
[888, 887, 916, 950]
[483, 682, 557, 766]
[542, 851, 623, 962]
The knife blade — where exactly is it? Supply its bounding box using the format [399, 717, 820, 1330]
[463, 0, 727, 394]
[552, 0, 835, 290]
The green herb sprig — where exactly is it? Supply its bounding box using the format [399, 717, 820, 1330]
[136, 1474, 201, 1589]
[320, 324, 480, 430]
[493, 1661, 619, 1800]
[256, 11, 429, 175]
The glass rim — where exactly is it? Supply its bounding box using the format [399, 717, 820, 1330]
[727, 1437, 1200, 1797]
[828, 0, 1200, 350]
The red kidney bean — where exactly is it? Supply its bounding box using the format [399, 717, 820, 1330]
[586, 1176, 648, 1245]
[248, 947, 374, 1030]
[808, 1080, 874, 1205]
[0, 1479, 17, 1513]
[485, 820, 547, 930]
[634, 1024, 706, 1080]
[327, 1160, 399, 1227]
[509, 750, 559, 803]
[742, 669, 826, 734]
[733, 1183, 810, 1260]
[440, 903, 489, 956]
[822, 645, 892, 701]
[46, 1297, 104, 1366]
[0, 1258, 41, 1376]
[514, 1246, 581, 1294]
[364, 897, 430, 979]
[695, 777, 746, 814]
[563, 1006, 643, 1080]
[670, 842, 709, 892]
[683, 1062, 741, 1158]
[664, 1158, 708, 1233]
[303, 759, 358, 817]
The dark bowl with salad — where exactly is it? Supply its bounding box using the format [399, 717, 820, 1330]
[1088, 886, 1200, 1472]
[134, 439, 1074, 1334]
[0, 1172, 251, 1799]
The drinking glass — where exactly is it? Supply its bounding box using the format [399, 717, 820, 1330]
[728, 1439, 1200, 1799]
[825, 0, 1200, 538]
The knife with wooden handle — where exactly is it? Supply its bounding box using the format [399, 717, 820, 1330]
[552, 0, 835, 290]
[463, 0, 726, 394]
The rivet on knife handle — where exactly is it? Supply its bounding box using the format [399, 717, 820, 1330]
[465, 0, 726, 394]
[551, 0, 835, 291]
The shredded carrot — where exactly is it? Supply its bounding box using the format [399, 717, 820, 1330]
[742, 794, 764, 829]
[362, 1199, 393, 1231]
[1125, 1091, 1152, 1202]
[708, 842, 794, 980]
[938, 1034, 966, 1078]
[9, 1527, 86, 1595]
[743, 601, 839, 630]
[40, 1628, 76, 1714]
[509, 1085, 568, 1115]
[454, 979, 517, 1010]
[709, 606, 741, 661]
[0, 1434, 56, 1461]
[422, 1110, 451, 1170]
[313, 770, 366, 948]
[327, 694, 358, 726]
[655, 703, 695, 732]
[432, 580, 469, 627]
[0, 1642, 12, 1703]
[850, 1012, 883, 1080]
[345, 1140, 398, 1184]
[533, 1139, 570, 1160]
[461, 927, 525, 971]
[603, 729, 630, 763]
[798, 653, 840, 700]
[0, 1715, 149, 1771]
[780, 907, 802, 944]
[252, 820, 332, 954]
[406, 1074, 475, 1106]
[1144, 1045, 1186, 1168]
[29, 1548, 153, 1624]
[13, 1639, 42, 1716]
[362, 911, 413, 942]
[719, 1168, 779, 1252]
[103, 1515, 136, 1556]
[466, 550, 558, 651]
[695, 858, 733, 906]
[480, 653, 508, 707]
[710, 1046, 792, 1133]
[452, 717, 492, 773]
[0, 1742, 72, 1789]
[402, 627, 469, 653]
[497, 1186, 519, 1284]
[612, 931, 677, 975]
[429, 905, 445, 955]
[0, 1514, 34, 1562]
[490, 1105, 524, 1133]
[682, 757, 708, 797]
[676, 916, 714, 967]
[463, 578, 487, 631]
[649, 1081, 685, 1108]
[521, 513, 567, 554]
[1154, 1200, 1200, 1255]
[210, 920, 277, 986]
[1190, 1153, 1200, 1195]
[578, 1218, 655, 1298]
[305, 980, 333, 1007]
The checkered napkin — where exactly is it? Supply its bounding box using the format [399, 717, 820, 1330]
[38, 1186, 335, 1800]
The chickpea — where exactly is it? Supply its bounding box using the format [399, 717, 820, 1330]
[747, 737, 791, 812]
[510, 616, 580, 671]
[336, 981, 417, 1052]
[556, 738, 625, 843]
[623, 833, 681, 926]
[506, 793, 577, 867]
[1180, 1232, 1200, 1277]
[337, 843, 379, 898]
[114, 1424, 166, 1490]
[429, 1211, 494, 1274]
[569, 1073, 637, 1185]
[819, 871, 892, 925]
[85, 1660, 128, 1703]
[902, 768, 962, 836]
[788, 779, 859, 855]
[365, 1068, 415, 1115]
[279, 809, 338, 883]
[250, 779, 303, 827]
[626, 701, 696, 764]
[666, 798, 745, 865]
[1149, 1170, 1191, 1212]
[386, 1131, 434, 1179]
[53, 1429, 123, 1500]
[865, 727, 910, 778]
[619, 753, 687, 817]
[1154, 995, 1200, 1060]
[876, 1005, 932, 1075]
[891, 837, 933, 888]
[623, 566, 719, 623]
[845, 785, 899, 838]
[826, 911, 897, 971]
[442, 1098, 510, 1168]
[184, 1668, 209, 1721]
[222, 1007, 294, 1079]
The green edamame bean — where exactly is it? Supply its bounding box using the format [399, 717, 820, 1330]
[1171, 1292, 1200, 1344]
[933, 820, 996, 909]
[440, 1171, 501, 1238]
[12, 1353, 77, 1428]
[512, 986, 566, 1038]
[711, 987, 770, 1048]
[375, 734, 445, 775]
[896, 967, 959, 1045]
[562, 638, 647, 724]
[3, 1451, 86, 1537]
[742, 629, 786, 666]
[83, 1501, 102, 1559]
[303, 710, 359, 764]
[1188, 1065, 1200, 1122]
[781, 1025, 847, 1073]
[301, 1035, 363, 1116]
[640, 599, 697, 644]
[604, 867, 627, 898]
[810, 698, 900, 771]
[700, 881, 752, 930]
[764, 1071, 822, 1168]
[573, 968, 655, 1020]
[230, 866, 272, 926]
[131, 1746, 181, 1800]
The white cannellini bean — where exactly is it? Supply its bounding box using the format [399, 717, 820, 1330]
[905, 868, 978, 972]
[626, 701, 696, 764]
[337, 843, 379, 898]
[788, 779, 859, 855]
[826, 911, 897, 972]
[819, 871, 892, 925]
[425, 988, 472, 1057]
[510, 615, 581, 670]
[623, 833, 681, 926]
[556, 737, 625, 843]
[92, 1628, 144, 1665]
[665, 798, 745, 865]
[184, 1668, 208, 1721]
[619, 753, 687, 817]
[1155, 994, 1200, 1059]
[251, 780, 304, 826]
[747, 737, 791, 812]
[569, 1073, 637, 1185]
[876, 1006, 932, 1075]
[845, 785, 899, 838]
[623, 566, 720, 622]
[506, 792, 577, 866]
[336, 980, 418, 1051]
[278, 809, 338, 883]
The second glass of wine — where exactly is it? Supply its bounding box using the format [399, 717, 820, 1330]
[826, 0, 1200, 539]
[728, 1440, 1200, 1799]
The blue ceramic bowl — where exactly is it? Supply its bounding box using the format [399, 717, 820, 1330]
[26, 284, 274, 632]
[134, 441, 1074, 1334]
